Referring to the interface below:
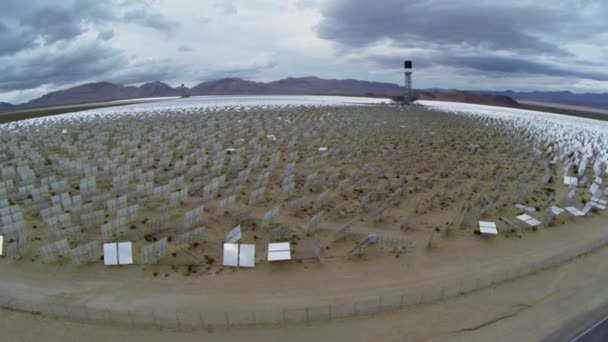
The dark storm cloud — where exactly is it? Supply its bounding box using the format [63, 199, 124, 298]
[20, 6, 86, 43]
[0, 42, 127, 92]
[0, 0, 177, 55]
[372, 54, 608, 81]
[316, 0, 608, 80]
[0, 21, 37, 55]
[443, 56, 608, 81]
[317, 0, 571, 56]
[0, 43, 198, 93]
[0, 0, 179, 95]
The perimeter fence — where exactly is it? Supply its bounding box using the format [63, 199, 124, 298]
[2, 233, 608, 330]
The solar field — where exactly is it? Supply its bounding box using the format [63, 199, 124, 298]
[1, 96, 608, 327]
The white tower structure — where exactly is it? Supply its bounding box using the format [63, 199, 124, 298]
[404, 60, 413, 104]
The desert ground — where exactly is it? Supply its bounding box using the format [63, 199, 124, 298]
[4, 216, 608, 342]
[1, 96, 608, 339]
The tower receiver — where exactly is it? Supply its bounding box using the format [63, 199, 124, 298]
[404, 60, 413, 104]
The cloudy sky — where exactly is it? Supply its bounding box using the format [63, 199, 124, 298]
[1, 0, 608, 103]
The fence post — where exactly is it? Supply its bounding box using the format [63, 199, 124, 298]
[64, 304, 71, 318]
[48, 303, 55, 319]
[151, 311, 158, 330]
[328, 304, 332, 320]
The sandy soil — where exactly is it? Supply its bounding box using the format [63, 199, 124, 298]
[3, 217, 608, 342]
[1, 200, 606, 324]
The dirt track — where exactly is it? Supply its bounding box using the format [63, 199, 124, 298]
[1, 211, 607, 327]
[3, 213, 608, 341]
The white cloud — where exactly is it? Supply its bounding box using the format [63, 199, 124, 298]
[0, 86, 56, 104]
[572, 79, 608, 92]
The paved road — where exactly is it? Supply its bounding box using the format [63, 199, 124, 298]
[544, 300, 608, 341]
[569, 315, 608, 341]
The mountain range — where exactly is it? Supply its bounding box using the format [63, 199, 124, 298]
[4, 76, 592, 113]
[479, 90, 608, 109]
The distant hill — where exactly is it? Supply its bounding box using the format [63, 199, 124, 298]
[0, 76, 521, 112]
[20, 81, 182, 109]
[480, 90, 608, 109]
[269, 76, 404, 96]
[190, 78, 271, 95]
[188, 76, 405, 96]
[415, 90, 521, 108]
[0, 102, 15, 111]
[138, 81, 182, 98]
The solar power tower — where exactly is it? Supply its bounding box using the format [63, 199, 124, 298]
[404, 60, 413, 104]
